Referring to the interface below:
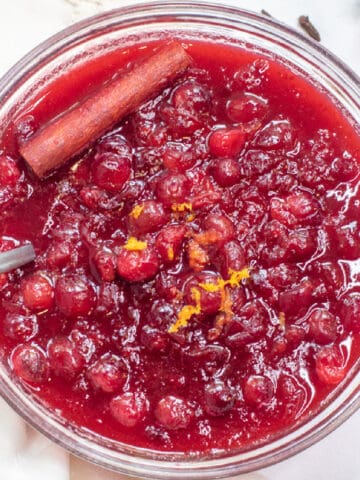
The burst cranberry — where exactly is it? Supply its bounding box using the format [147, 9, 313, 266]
[141, 325, 169, 353]
[92, 152, 131, 192]
[204, 381, 235, 416]
[21, 273, 54, 312]
[162, 144, 196, 172]
[341, 294, 360, 333]
[128, 200, 168, 235]
[47, 336, 84, 379]
[110, 391, 149, 427]
[278, 374, 308, 421]
[226, 93, 268, 123]
[90, 249, 116, 281]
[211, 157, 241, 187]
[96, 133, 132, 156]
[243, 375, 274, 407]
[225, 301, 267, 347]
[46, 241, 72, 269]
[79, 185, 109, 210]
[11, 344, 49, 384]
[184, 271, 222, 315]
[0, 273, 8, 289]
[285, 325, 306, 348]
[117, 246, 160, 282]
[95, 282, 122, 316]
[308, 308, 338, 344]
[287, 192, 319, 222]
[55, 275, 96, 318]
[172, 81, 210, 112]
[88, 353, 127, 393]
[204, 213, 235, 246]
[154, 395, 194, 430]
[253, 119, 293, 149]
[3, 313, 38, 342]
[216, 240, 246, 279]
[315, 344, 346, 385]
[156, 172, 190, 207]
[155, 224, 186, 263]
[0, 155, 21, 186]
[279, 278, 314, 314]
[208, 128, 246, 158]
[14, 114, 37, 146]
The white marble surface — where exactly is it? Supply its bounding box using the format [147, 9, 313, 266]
[0, 1, 359, 480]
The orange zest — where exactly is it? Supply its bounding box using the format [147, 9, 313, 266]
[129, 204, 144, 219]
[168, 287, 201, 333]
[167, 246, 175, 261]
[123, 237, 147, 251]
[188, 239, 209, 272]
[279, 311, 286, 329]
[171, 202, 192, 213]
[169, 267, 251, 334]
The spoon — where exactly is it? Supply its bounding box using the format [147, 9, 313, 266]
[0, 243, 36, 273]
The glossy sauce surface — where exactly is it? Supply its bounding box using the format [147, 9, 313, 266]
[0, 38, 359, 453]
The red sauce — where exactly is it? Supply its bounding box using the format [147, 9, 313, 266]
[0, 38, 359, 453]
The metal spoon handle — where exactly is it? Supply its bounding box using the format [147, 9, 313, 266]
[0, 244, 36, 273]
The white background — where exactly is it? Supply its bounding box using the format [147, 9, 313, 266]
[0, 1, 358, 480]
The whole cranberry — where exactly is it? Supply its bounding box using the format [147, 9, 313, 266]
[162, 144, 196, 172]
[211, 157, 241, 187]
[156, 172, 190, 207]
[203, 213, 235, 246]
[315, 344, 346, 385]
[88, 353, 128, 393]
[0, 155, 21, 187]
[226, 93, 268, 123]
[47, 336, 85, 379]
[140, 325, 169, 354]
[21, 273, 54, 312]
[204, 381, 235, 416]
[117, 246, 160, 282]
[155, 224, 186, 264]
[308, 308, 338, 344]
[243, 374, 274, 407]
[154, 395, 194, 430]
[55, 275, 96, 318]
[92, 152, 131, 193]
[341, 293, 360, 333]
[208, 128, 246, 158]
[184, 271, 222, 315]
[110, 391, 149, 427]
[128, 200, 168, 235]
[3, 313, 38, 342]
[11, 344, 49, 384]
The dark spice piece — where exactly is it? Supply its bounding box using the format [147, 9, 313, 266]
[298, 15, 321, 41]
[261, 9, 273, 18]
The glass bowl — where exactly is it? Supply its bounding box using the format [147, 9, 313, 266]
[0, 2, 359, 479]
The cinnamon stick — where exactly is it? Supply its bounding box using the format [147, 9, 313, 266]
[20, 42, 192, 177]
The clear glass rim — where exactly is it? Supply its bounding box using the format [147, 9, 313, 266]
[0, 2, 359, 478]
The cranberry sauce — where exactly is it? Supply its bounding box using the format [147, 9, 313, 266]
[0, 38, 359, 453]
